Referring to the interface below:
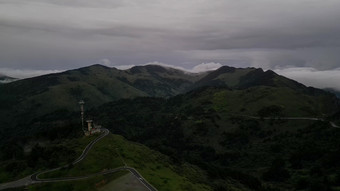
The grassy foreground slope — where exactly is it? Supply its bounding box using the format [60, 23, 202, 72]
[38, 132, 216, 191]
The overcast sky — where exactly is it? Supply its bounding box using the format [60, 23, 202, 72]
[0, 0, 340, 90]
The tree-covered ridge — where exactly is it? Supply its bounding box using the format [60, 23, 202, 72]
[89, 87, 340, 190]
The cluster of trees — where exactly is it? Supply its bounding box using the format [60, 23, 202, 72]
[0, 123, 81, 182]
[2, 144, 75, 175]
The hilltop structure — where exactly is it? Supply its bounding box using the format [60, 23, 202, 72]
[79, 100, 102, 136]
[85, 119, 102, 136]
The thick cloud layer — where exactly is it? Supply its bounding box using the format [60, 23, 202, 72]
[0, 68, 63, 78]
[0, 0, 339, 88]
[275, 67, 340, 91]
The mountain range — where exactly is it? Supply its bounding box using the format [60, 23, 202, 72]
[1, 64, 339, 139]
[0, 64, 339, 191]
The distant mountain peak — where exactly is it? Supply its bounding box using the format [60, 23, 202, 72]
[87, 64, 112, 69]
[216, 65, 236, 72]
[128, 64, 187, 75]
[196, 65, 246, 85]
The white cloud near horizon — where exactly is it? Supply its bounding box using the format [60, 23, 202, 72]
[143, 61, 188, 71]
[274, 67, 340, 91]
[96, 58, 113, 67]
[140, 61, 222, 73]
[1, 61, 221, 78]
[0, 68, 63, 78]
[2, 62, 340, 92]
[191, 62, 222, 73]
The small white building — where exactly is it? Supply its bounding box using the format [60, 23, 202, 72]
[85, 119, 101, 136]
[86, 120, 93, 131]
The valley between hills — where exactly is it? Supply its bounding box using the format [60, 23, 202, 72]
[0, 64, 339, 191]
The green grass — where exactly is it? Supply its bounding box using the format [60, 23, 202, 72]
[211, 86, 334, 117]
[41, 133, 212, 191]
[40, 134, 124, 178]
[114, 134, 212, 191]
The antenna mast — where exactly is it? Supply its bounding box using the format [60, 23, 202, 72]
[79, 100, 85, 132]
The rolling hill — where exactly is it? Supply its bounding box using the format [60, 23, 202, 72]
[0, 64, 338, 141]
[0, 64, 199, 140]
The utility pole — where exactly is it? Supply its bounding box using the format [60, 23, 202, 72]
[79, 100, 85, 132]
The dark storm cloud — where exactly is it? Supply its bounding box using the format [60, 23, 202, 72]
[0, 0, 340, 89]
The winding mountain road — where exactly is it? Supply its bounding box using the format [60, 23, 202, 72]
[0, 128, 157, 191]
[30, 128, 110, 182]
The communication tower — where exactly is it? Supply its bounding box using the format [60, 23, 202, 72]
[79, 100, 85, 132]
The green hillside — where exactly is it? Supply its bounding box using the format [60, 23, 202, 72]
[1, 130, 223, 191]
[1, 64, 336, 142]
[90, 87, 340, 190]
[0, 64, 198, 140]
[1, 64, 340, 190]
[38, 133, 214, 191]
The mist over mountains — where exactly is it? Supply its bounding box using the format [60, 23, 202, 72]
[0, 74, 17, 84]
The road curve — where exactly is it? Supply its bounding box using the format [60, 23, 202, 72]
[31, 128, 109, 181]
[0, 128, 157, 191]
[330, 121, 339, 128]
[0, 129, 109, 190]
[29, 167, 157, 191]
[127, 167, 158, 191]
